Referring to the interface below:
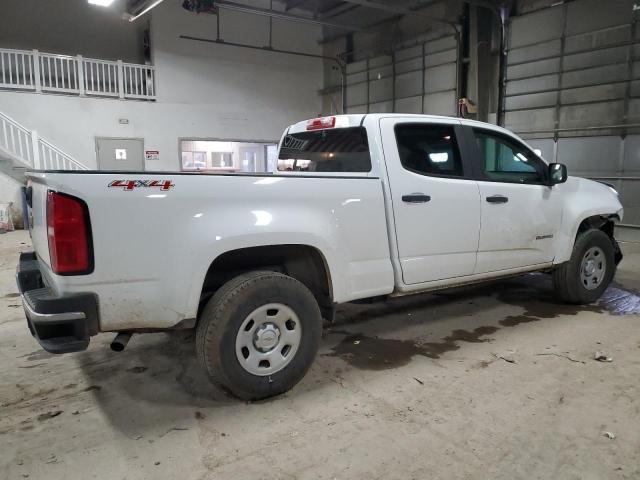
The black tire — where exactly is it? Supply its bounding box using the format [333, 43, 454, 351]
[196, 271, 322, 400]
[552, 229, 616, 304]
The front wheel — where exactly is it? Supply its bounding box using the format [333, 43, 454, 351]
[196, 271, 322, 400]
[552, 229, 616, 304]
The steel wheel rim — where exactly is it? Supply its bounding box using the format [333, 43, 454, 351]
[580, 246, 606, 290]
[235, 303, 302, 376]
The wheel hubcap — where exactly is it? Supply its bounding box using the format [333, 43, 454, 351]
[580, 246, 606, 290]
[235, 303, 302, 376]
[253, 323, 280, 352]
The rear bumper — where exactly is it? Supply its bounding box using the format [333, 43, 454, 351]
[16, 252, 99, 354]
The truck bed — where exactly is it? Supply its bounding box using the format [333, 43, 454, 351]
[26, 171, 395, 332]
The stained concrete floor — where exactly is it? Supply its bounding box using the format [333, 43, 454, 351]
[1, 230, 640, 480]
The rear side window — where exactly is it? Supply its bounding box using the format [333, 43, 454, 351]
[277, 127, 371, 173]
[395, 124, 463, 177]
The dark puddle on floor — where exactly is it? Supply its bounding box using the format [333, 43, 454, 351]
[327, 274, 640, 371]
[326, 326, 498, 370]
[498, 315, 539, 327]
[495, 275, 640, 319]
[494, 278, 605, 327]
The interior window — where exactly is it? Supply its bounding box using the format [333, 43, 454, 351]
[395, 124, 463, 177]
[473, 129, 546, 184]
[180, 140, 277, 173]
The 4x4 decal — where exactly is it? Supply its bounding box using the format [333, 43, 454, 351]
[108, 180, 174, 191]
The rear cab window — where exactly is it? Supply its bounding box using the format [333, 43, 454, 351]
[394, 123, 464, 178]
[277, 127, 371, 173]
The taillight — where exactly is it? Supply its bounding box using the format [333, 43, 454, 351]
[306, 116, 336, 130]
[47, 191, 92, 275]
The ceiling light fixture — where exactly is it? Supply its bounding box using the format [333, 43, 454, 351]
[88, 0, 115, 6]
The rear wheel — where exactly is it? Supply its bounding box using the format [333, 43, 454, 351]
[196, 271, 322, 400]
[552, 229, 616, 304]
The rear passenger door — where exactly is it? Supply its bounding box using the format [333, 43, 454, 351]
[380, 118, 481, 285]
[465, 127, 562, 273]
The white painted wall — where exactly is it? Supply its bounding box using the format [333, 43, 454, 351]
[150, 0, 323, 138]
[0, 88, 316, 172]
[0, 0, 323, 217]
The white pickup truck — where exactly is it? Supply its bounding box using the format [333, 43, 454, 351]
[18, 114, 623, 399]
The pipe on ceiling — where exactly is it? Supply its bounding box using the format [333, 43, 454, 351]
[128, 0, 167, 21]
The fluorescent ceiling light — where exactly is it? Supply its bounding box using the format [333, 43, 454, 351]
[88, 0, 115, 6]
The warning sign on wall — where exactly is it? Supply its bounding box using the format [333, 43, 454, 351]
[145, 150, 160, 161]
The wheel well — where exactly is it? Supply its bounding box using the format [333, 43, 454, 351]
[577, 214, 622, 264]
[199, 245, 334, 320]
[577, 215, 617, 237]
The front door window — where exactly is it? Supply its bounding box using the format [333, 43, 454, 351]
[473, 129, 547, 184]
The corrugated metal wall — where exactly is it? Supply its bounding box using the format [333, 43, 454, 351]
[503, 0, 639, 237]
[344, 34, 459, 116]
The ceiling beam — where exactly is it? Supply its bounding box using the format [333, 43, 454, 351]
[463, 0, 501, 16]
[126, 0, 166, 19]
[319, 13, 404, 44]
[214, 0, 365, 30]
[318, 0, 501, 47]
[319, 3, 360, 19]
[319, 0, 458, 44]
[284, 0, 310, 12]
[337, 0, 456, 30]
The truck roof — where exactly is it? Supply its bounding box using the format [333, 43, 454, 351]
[287, 114, 516, 138]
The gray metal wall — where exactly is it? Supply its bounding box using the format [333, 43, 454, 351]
[504, 0, 640, 236]
[344, 34, 459, 116]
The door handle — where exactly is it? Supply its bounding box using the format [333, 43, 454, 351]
[402, 193, 431, 203]
[486, 195, 508, 204]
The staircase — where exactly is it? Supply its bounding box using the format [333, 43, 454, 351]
[0, 110, 88, 183]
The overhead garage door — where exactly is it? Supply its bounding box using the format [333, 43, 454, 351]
[502, 0, 640, 237]
[345, 34, 459, 117]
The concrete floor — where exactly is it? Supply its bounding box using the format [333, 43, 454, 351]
[1, 230, 640, 480]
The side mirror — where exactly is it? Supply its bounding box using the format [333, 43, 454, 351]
[549, 163, 567, 186]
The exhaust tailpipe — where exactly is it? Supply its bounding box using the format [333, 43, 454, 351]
[111, 332, 133, 352]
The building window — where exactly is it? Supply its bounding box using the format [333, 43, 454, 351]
[180, 140, 278, 173]
[181, 151, 206, 170]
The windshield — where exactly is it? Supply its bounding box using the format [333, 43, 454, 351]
[277, 127, 371, 173]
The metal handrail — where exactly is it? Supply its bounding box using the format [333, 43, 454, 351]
[38, 138, 87, 171]
[0, 111, 31, 135]
[0, 109, 87, 172]
[0, 47, 156, 100]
